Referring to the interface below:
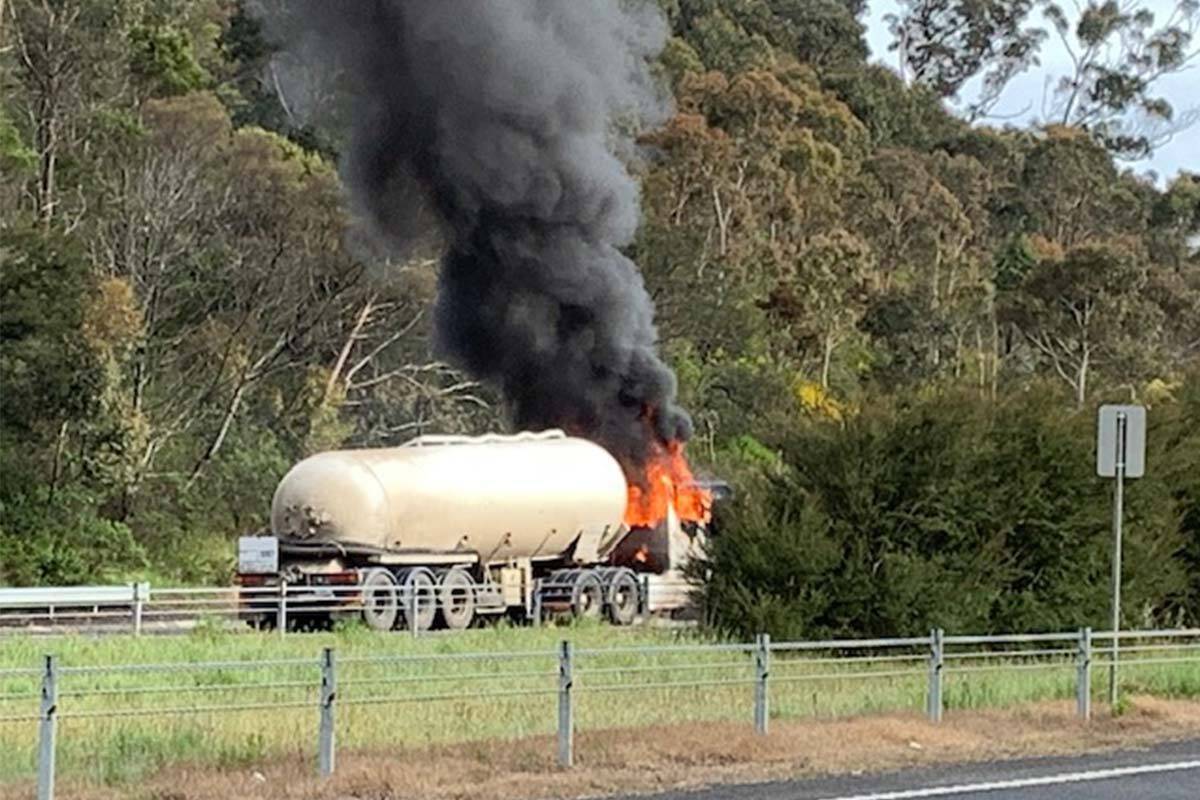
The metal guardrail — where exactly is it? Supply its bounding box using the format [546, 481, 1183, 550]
[0, 585, 150, 608]
[0, 577, 701, 637]
[2, 628, 1197, 799]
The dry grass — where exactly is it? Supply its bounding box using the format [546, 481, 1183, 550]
[14, 696, 1200, 800]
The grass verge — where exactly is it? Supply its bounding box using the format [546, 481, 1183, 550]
[1, 623, 1196, 788]
[4, 696, 1199, 800]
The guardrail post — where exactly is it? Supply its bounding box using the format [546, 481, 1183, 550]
[409, 584, 419, 639]
[1076, 627, 1092, 721]
[638, 574, 651, 618]
[754, 633, 770, 735]
[277, 579, 288, 638]
[530, 579, 543, 627]
[926, 628, 944, 723]
[318, 647, 336, 777]
[557, 640, 574, 768]
[37, 655, 57, 800]
[131, 582, 145, 636]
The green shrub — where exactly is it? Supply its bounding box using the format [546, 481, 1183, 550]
[0, 487, 147, 585]
[699, 383, 1191, 639]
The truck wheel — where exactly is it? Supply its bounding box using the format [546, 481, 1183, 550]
[360, 569, 399, 632]
[438, 568, 476, 630]
[397, 568, 438, 632]
[245, 615, 276, 632]
[605, 569, 639, 626]
[571, 571, 604, 620]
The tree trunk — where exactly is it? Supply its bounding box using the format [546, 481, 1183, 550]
[953, 329, 965, 379]
[36, 106, 58, 227]
[990, 301, 1000, 400]
[326, 296, 376, 401]
[821, 332, 835, 389]
[712, 185, 729, 256]
[930, 252, 941, 310]
[187, 382, 248, 489]
[1076, 347, 1089, 408]
[47, 419, 69, 505]
[975, 325, 986, 392]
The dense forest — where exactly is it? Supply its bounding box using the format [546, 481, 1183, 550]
[1, 1, 1197, 636]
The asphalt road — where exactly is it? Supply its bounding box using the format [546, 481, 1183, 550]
[615, 738, 1200, 800]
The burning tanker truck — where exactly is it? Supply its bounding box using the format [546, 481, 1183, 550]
[238, 1, 726, 629]
[236, 431, 729, 630]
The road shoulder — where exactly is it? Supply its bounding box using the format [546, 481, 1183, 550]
[623, 735, 1200, 800]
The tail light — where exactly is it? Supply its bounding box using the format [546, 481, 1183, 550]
[311, 572, 359, 586]
[236, 573, 269, 587]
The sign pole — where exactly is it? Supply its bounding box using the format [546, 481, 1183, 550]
[1108, 411, 1126, 711]
[1096, 403, 1144, 713]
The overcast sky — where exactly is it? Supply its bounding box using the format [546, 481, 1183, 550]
[862, 0, 1198, 184]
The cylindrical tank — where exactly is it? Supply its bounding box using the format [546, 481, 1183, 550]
[270, 431, 628, 563]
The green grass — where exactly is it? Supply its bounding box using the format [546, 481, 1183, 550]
[0, 622, 1197, 787]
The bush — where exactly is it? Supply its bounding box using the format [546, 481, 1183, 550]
[698, 384, 1191, 639]
[1154, 374, 1200, 620]
[0, 487, 147, 585]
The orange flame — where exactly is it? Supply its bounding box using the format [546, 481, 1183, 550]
[624, 440, 712, 528]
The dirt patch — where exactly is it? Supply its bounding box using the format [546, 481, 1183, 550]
[16, 697, 1200, 800]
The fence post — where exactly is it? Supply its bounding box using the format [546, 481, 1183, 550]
[1076, 627, 1092, 721]
[754, 633, 770, 735]
[277, 578, 288, 637]
[926, 628, 944, 723]
[318, 647, 336, 777]
[37, 655, 57, 800]
[131, 582, 145, 636]
[638, 574, 651, 617]
[557, 640, 574, 768]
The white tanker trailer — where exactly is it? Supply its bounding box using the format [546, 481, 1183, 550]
[236, 430, 726, 631]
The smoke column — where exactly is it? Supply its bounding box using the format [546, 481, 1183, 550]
[285, 1, 691, 470]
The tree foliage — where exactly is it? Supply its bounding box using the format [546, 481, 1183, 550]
[1044, 0, 1200, 158]
[0, 0, 1196, 635]
[699, 387, 1192, 638]
[888, 0, 1047, 113]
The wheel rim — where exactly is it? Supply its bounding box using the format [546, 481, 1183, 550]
[401, 570, 438, 631]
[361, 572, 398, 631]
[607, 572, 639, 625]
[572, 575, 603, 618]
[368, 594, 389, 615]
[439, 570, 476, 630]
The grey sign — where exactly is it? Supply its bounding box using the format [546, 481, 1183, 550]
[1096, 405, 1146, 478]
[237, 535, 279, 574]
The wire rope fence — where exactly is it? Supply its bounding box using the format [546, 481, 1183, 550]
[2, 627, 1197, 799]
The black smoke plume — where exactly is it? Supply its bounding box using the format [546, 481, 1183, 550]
[283, 1, 691, 470]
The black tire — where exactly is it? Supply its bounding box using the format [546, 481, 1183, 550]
[244, 614, 276, 632]
[360, 569, 399, 632]
[605, 569, 640, 626]
[292, 613, 334, 633]
[438, 568, 476, 630]
[398, 568, 438, 632]
[571, 571, 604, 620]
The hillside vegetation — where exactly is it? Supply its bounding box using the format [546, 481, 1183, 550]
[1, 1, 1197, 634]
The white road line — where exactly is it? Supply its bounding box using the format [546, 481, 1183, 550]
[818, 759, 1200, 799]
